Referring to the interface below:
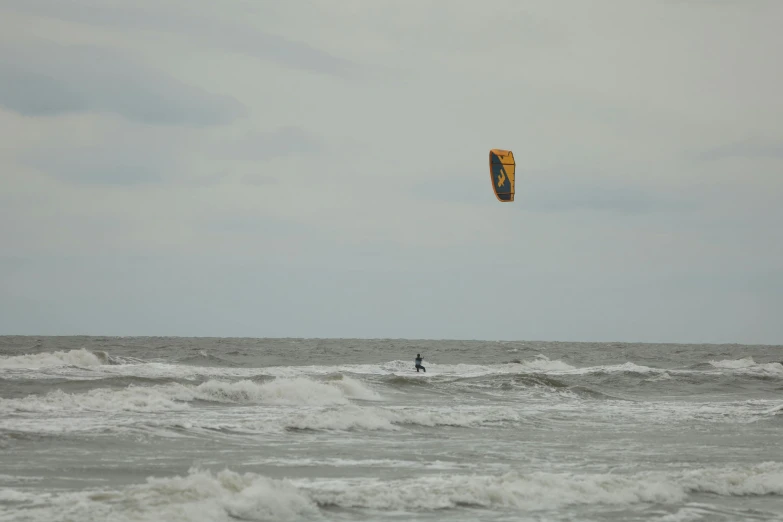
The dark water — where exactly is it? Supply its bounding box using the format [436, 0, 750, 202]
[1, 336, 782, 521]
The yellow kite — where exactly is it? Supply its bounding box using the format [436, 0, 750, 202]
[488, 149, 515, 202]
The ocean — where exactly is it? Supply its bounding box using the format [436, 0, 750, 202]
[0, 336, 781, 521]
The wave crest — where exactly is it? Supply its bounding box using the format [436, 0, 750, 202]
[192, 376, 379, 405]
[5, 463, 783, 519]
[709, 357, 783, 376]
[0, 377, 381, 414]
[0, 348, 107, 369]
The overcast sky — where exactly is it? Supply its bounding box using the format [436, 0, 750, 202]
[1, 0, 781, 343]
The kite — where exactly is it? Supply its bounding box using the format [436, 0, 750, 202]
[488, 149, 515, 202]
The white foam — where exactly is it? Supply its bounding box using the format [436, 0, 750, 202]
[709, 357, 758, 369]
[241, 457, 481, 471]
[510, 396, 783, 428]
[286, 406, 398, 431]
[763, 403, 783, 415]
[301, 462, 783, 511]
[0, 474, 42, 484]
[751, 362, 783, 376]
[190, 378, 350, 406]
[519, 355, 577, 372]
[0, 377, 381, 416]
[299, 471, 687, 511]
[568, 362, 663, 375]
[435, 359, 577, 377]
[707, 358, 783, 378]
[0, 468, 316, 522]
[247, 357, 579, 380]
[327, 375, 382, 401]
[646, 371, 674, 382]
[137, 467, 317, 521]
[5, 352, 779, 386]
[191, 376, 379, 405]
[678, 461, 783, 496]
[0, 355, 583, 382]
[0, 488, 36, 503]
[0, 386, 190, 414]
[5, 463, 783, 520]
[385, 405, 521, 427]
[0, 348, 106, 369]
[657, 506, 709, 522]
[285, 404, 521, 432]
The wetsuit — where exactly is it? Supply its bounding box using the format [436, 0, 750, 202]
[415, 357, 426, 372]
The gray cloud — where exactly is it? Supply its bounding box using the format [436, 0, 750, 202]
[0, 43, 245, 125]
[14, 119, 197, 185]
[199, 126, 324, 185]
[519, 179, 689, 215]
[1, 0, 358, 78]
[23, 143, 169, 185]
[222, 127, 322, 162]
[9, 123, 322, 187]
[694, 138, 783, 161]
[0, 65, 90, 115]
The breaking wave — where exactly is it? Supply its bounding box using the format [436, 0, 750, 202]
[5, 463, 783, 521]
[304, 462, 783, 510]
[0, 348, 108, 368]
[0, 376, 381, 414]
[709, 357, 783, 376]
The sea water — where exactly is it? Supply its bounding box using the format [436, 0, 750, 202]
[1, 336, 782, 521]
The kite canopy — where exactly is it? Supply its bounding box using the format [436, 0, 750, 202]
[488, 149, 515, 202]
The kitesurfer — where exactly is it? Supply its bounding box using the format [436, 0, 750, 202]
[415, 354, 426, 372]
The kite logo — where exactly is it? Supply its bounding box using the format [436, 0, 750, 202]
[497, 170, 506, 188]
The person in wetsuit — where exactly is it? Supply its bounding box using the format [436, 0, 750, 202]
[415, 354, 426, 372]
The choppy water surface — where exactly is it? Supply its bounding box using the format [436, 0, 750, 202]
[1, 336, 782, 521]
